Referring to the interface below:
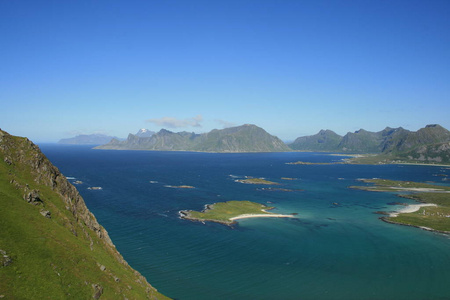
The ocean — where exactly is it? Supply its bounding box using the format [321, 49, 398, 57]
[40, 144, 450, 300]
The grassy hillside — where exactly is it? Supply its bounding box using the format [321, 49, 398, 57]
[0, 130, 170, 299]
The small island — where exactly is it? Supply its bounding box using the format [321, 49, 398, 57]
[87, 186, 102, 190]
[164, 185, 195, 189]
[235, 178, 279, 185]
[180, 200, 296, 225]
[286, 161, 345, 165]
[350, 179, 450, 233]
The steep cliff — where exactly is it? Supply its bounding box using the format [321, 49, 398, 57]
[0, 129, 169, 299]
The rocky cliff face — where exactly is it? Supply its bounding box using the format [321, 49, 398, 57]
[1, 130, 113, 247]
[0, 129, 169, 299]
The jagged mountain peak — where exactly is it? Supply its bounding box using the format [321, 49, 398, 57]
[136, 128, 155, 137]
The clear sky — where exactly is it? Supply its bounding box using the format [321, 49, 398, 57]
[1, 0, 449, 142]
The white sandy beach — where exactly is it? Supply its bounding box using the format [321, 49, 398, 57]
[389, 203, 437, 217]
[389, 187, 448, 192]
[230, 213, 296, 221]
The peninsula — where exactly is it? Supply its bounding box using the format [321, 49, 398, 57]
[179, 200, 296, 225]
[350, 179, 450, 233]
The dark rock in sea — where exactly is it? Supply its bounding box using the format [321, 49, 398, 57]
[374, 211, 390, 215]
[387, 202, 408, 206]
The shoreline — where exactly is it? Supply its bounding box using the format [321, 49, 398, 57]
[380, 217, 450, 234]
[389, 203, 437, 217]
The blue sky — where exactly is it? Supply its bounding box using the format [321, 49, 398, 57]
[1, 0, 449, 142]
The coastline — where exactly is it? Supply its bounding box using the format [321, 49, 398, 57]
[380, 217, 450, 235]
[389, 203, 437, 217]
[381, 203, 450, 234]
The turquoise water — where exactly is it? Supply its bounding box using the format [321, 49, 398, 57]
[40, 145, 450, 300]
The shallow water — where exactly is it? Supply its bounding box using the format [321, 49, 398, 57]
[40, 145, 450, 300]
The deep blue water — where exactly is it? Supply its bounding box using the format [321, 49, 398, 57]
[40, 144, 450, 300]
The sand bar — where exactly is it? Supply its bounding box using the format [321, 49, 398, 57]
[230, 213, 296, 221]
[390, 203, 437, 217]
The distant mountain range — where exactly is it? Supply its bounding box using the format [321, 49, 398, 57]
[58, 134, 119, 145]
[289, 124, 450, 164]
[95, 124, 291, 152]
[59, 130, 154, 145]
[73, 124, 450, 164]
[290, 124, 450, 152]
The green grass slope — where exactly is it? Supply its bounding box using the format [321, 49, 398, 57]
[0, 130, 170, 299]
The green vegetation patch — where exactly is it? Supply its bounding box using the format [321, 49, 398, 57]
[387, 206, 450, 232]
[399, 192, 450, 207]
[181, 201, 274, 225]
[350, 178, 450, 233]
[350, 178, 450, 192]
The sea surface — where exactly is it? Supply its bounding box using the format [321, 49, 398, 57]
[40, 144, 450, 300]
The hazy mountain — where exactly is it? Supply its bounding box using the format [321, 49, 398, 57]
[58, 134, 118, 145]
[0, 129, 168, 299]
[289, 130, 342, 151]
[96, 124, 291, 152]
[135, 128, 155, 137]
